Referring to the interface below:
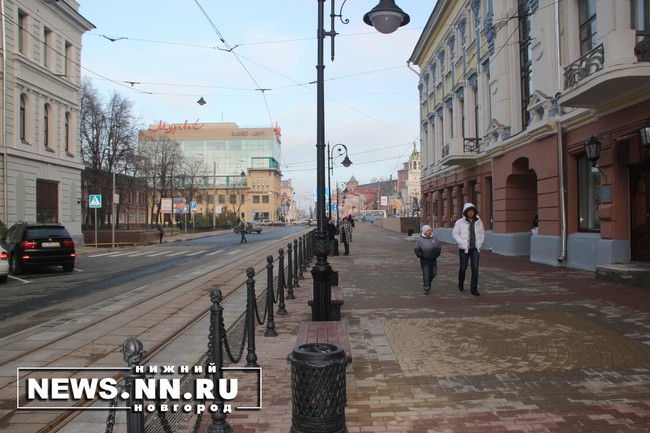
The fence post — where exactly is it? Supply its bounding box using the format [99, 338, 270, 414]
[263, 255, 278, 337]
[121, 337, 145, 433]
[206, 288, 233, 433]
[277, 248, 287, 315]
[286, 242, 295, 299]
[293, 239, 301, 287]
[298, 237, 305, 280]
[245, 267, 259, 368]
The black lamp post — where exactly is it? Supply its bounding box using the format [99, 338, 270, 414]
[312, 0, 409, 321]
[328, 142, 352, 223]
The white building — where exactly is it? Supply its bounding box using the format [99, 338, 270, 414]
[0, 0, 94, 242]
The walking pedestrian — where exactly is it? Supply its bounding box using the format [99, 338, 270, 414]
[414, 224, 441, 294]
[452, 203, 485, 296]
[237, 218, 247, 243]
[156, 225, 164, 244]
[326, 218, 339, 256]
[339, 217, 353, 255]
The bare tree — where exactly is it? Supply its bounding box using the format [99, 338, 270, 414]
[80, 79, 138, 228]
[138, 134, 184, 226]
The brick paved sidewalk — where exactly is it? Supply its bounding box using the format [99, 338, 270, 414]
[209, 222, 650, 433]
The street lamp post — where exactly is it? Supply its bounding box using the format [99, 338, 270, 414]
[212, 161, 217, 230]
[312, 0, 409, 321]
[327, 142, 352, 224]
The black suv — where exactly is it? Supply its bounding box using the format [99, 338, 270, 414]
[2, 223, 76, 274]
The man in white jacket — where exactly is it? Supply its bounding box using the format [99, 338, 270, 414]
[452, 203, 485, 296]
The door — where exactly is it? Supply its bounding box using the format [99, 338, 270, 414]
[630, 166, 650, 262]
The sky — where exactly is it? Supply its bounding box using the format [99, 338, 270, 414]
[78, 1, 435, 212]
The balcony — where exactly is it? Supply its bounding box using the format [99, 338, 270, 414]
[440, 137, 482, 167]
[561, 40, 650, 110]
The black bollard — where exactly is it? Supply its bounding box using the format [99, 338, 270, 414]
[293, 239, 301, 287]
[286, 242, 295, 299]
[245, 268, 259, 368]
[277, 248, 287, 315]
[298, 237, 305, 280]
[288, 343, 348, 433]
[207, 288, 233, 433]
[121, 337, 145, 433]
[263, 256, 278, 337]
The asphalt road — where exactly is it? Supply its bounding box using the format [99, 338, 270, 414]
[0, 226, 303, 338]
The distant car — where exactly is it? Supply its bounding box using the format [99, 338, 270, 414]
[0, 246, 8, 283]
[1, 223, 76, 274]
[234, 222, 262, 234]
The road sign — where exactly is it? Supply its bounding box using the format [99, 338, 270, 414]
[190, 201, 197, 211]
[89, 194, 102, 208]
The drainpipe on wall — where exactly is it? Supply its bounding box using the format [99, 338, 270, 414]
[1, 0, 7, 225]
[553, 0, 567, 263]
[556, 120, 567, 263]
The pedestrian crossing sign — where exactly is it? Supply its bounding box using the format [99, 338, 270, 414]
[89, 194, 102, 208]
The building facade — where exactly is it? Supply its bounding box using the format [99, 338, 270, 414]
[410, 0, 650, 270]
[140, 122, 283, 224]
[0, 0, 93, 242]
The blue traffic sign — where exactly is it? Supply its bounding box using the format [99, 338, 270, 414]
[89, 194, 102, 208]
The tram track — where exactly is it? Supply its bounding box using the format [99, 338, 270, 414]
[0, 233, 306, 433]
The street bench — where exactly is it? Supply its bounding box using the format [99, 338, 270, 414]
[295, 320, 352, 364]
[308, 285, 344, 321]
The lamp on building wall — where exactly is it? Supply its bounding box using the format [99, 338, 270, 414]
[640, 118, 650, 154]
[585, 136, 602, 167]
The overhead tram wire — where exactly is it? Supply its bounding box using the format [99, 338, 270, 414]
[193, 0, 275, 126]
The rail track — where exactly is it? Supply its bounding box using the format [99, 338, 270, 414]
[0, 232, 306, 433]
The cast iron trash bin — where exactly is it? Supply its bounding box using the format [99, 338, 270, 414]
[288, 343, 348, 433]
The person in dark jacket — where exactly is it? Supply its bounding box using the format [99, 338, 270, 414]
[339, 217, 353, 255]
[326, 218, 339, 256]
[414, 224, 442, 294]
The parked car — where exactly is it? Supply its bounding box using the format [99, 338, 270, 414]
[233, 222, 262, 234]
[1, 223, 76, 274]
[0, 246, 8, 283]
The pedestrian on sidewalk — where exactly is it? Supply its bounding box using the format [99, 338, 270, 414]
[339, 217, 353, 255]
[156, 225, 164, 244]
[452, 203, 485, 296]
[327, 217, 339, 256]
[414, 224, 441, 294]
[237, 218, 247, 243]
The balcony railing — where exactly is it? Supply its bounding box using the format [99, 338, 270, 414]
[564, 44, 604, 89]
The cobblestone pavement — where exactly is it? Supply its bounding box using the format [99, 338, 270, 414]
[204, 222, 650, 433]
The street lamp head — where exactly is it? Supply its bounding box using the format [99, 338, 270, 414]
[197, 96, 207, 106]
[363, 0, 410, 34]
[341, 155, 352, 167]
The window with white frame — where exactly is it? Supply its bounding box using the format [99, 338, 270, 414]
[18, 10, 28, 54]
[20, 94, 27, 142]
[631, 0, 650, 42]
[519, 0, 533, 128]
[578, 155, 600, 231]
[43, 27, 53, 68]
[579, 0, 598, 55]
[43, 103, 51, 148]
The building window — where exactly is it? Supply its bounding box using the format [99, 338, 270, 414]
[43, 27, 53, 68]
[253, 195, 260, 204]
[64, 42, 73, 77]
[43, 103, 50, 148]
[262, 195, 270, 204]
[631, 0, 650, 42]
[578, 155, 600, 231]
[64, 112, 71, 153]
[218, 194, 225, 204]
[579, 0, 598, 55]
[229, 194, 236, 204]
[18, 10, 28, 54]
[20, 94, 27, 141]
[518, 0, 533, 128]
[36, 179, 58, 223]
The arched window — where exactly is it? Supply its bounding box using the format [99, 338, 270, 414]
[43, 103, 50, 148]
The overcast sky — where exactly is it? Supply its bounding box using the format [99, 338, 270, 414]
[78, 1, 435, 212]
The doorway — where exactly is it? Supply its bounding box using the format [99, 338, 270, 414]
[631, 166, 650, 262]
